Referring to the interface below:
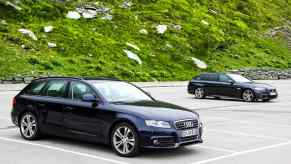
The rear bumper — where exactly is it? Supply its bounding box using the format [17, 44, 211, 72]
[187, 84, 195, 94]
[11, 111, 19, 127]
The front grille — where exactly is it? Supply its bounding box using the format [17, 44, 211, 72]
[174, 119, 199, 130]
[180, 135, 198, 142]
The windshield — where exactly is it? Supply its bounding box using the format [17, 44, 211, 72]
[91, 81, 153, 103]
[227, 74, 252, 83]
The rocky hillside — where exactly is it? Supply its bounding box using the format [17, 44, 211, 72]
[0, 0, 290, 81]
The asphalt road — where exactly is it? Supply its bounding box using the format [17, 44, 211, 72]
[0, 80, 291, 164]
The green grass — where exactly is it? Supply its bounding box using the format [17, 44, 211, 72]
[0, 0, 290, 81]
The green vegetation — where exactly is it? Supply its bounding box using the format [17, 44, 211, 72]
[0, 0, 290, 81]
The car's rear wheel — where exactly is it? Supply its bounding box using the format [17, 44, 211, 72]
[20, 112, 41, 140]
[242, 89, 255, 102]
[194, 87, 205, 99]
[111, 123, 139, 157]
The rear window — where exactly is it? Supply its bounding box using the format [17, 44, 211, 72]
[24, 81, 47, 95]
[192, 76, 201, 80]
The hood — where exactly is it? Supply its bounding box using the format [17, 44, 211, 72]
[240, 82, 275, 89]
[108, 100, 199, 121]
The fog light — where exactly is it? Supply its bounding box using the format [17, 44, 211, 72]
[153, 139, 159, 145]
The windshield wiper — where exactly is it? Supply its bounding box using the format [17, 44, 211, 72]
[110, 100, 134, 104]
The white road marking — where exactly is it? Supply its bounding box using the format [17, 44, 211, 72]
[0, 116, 10, 120]
[0, 137, 129, 164]
[207, 129, 289, 141]
[193, 145, 237, 153]
[191, 141, 291, 164]
[204, 116, 291, 128]
[0, 128, 17, 131]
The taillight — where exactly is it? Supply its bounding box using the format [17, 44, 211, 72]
[12, 97, 16, 109]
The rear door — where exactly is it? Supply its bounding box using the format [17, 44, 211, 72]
[202, 74, 219, 95]
[38, 80, 68, 131]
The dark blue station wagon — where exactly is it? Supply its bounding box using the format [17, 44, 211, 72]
[11, 77, 203, 157]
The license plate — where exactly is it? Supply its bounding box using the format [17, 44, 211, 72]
[181, 129, 197, 137]
[270, 92, 276, 96]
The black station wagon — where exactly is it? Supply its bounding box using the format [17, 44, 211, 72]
[188, 73, 278, 102]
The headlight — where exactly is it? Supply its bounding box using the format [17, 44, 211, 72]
[255, 87, 265, 91]
[197, 117, 202, 127]
[145, 120, 171, 128]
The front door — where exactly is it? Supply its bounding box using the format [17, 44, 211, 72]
[63, 81, 106, 139]
[217, 74, 237, 97]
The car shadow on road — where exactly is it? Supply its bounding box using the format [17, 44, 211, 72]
[188, 96, 276, 103]
[44, 136, 200, 158]
[8, 133, 201, 159]
[140, 147, 200, 158]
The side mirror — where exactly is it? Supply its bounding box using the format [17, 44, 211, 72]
[228, 80, 234, 85]
[146, 91, 151, 96]
[82, 94, 98, 102]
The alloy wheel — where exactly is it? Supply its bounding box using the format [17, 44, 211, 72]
[111, 122, 140, 157]
[113, 126, 136, 155]
[242, 90, 255, 102]
[195, 88, 205, 99]
[20, 113, 38, 139]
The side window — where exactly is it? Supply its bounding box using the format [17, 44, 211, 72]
[208, 74, 218, 81]
[25, 81, 46, 95]
[219, 74, 231, 82]
[44, 81, 67, 97]
[69, 82, 95, 101]
[200, 74, 208, 81]
[194, 76, 201, 80]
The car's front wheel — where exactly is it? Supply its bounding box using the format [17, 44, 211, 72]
[111, 123, 139, 157]
[20, 112, 41, 140]
[194, 87, 205, 99]
[242, 89, 255, 102]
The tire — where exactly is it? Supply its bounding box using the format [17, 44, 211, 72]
[263, 99, 270, 102]
[242, 89, 255, 102]
[214, 96, 221, 100]
[111, 122, 140, 157]
[194, 87, 205, 99]
[19, 112, 41, 140]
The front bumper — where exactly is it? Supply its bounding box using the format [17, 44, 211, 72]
[255, 91, 278, 100]
[140, 126, 203, 149]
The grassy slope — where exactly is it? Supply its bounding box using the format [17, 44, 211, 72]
[0, 0, 290, 81]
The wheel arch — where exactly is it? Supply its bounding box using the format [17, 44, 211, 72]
[108, 118, 140, 145]
[241, 88, 256, 99]
[17, 101, 42, 128]
[18, 109, 38, 126]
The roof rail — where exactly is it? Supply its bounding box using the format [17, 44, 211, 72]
[33, 76, 82, 81]
[82, 77, 120, 81]
[32, 76, 120, 82]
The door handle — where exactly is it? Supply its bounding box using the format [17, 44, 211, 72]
[64, 106, 74, 111]
[39, 103, 46, 107]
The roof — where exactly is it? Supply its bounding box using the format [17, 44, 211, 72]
[33, 76, 120, 82]
[200, 72, 225, 75]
